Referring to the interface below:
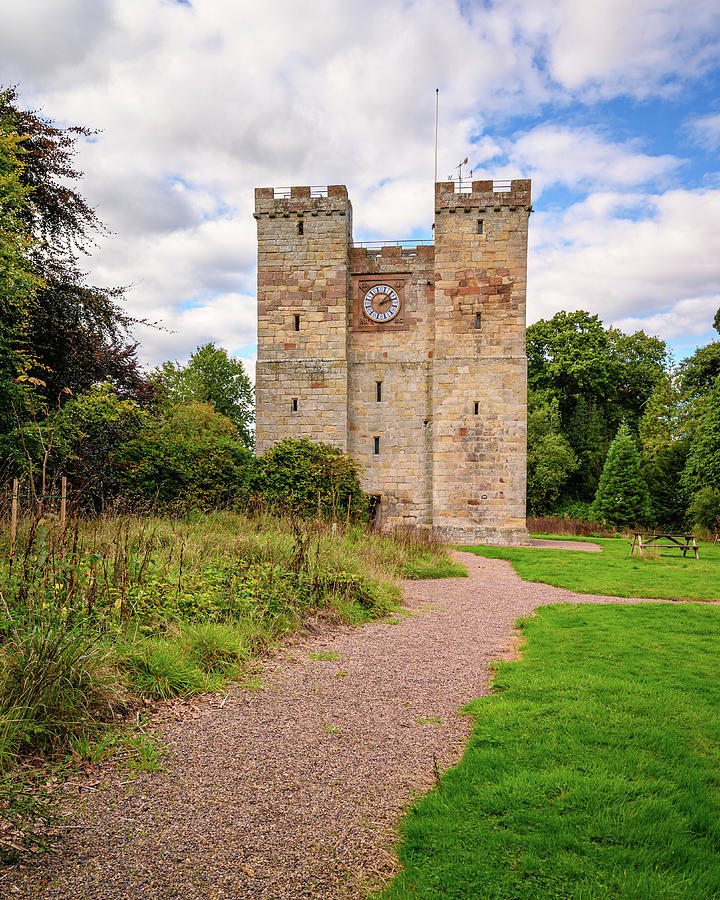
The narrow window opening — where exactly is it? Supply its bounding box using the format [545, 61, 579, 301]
[294, 314, 300, 331]
[477, 219, 483, 234]
[373, 436, 380, 455]
[292, 398, 298, 413]
[376, 381, 382, 402]
[298, 219, 304, 235]
[475, 312, 482, 329]
[474, 401, 479, 415]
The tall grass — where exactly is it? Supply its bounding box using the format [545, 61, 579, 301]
[0, 507, 459, 854]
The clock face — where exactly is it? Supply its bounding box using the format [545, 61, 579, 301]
[362, 284, 400, 323]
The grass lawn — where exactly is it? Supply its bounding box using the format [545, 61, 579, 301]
[382, 603, 720, 899]
[460, 537, 720, 601]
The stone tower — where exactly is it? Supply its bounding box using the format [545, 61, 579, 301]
[254, 179, 531, 545]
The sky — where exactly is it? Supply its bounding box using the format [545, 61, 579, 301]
[1, 0, 720, 378]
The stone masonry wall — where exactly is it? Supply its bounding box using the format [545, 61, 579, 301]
[254, 180, 530, 545]
[254, 186, 351, 452]
[347, 246, 434, 528]
[432, 180, 531, 544]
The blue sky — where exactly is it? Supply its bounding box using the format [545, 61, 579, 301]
[1, 0, 719, 373]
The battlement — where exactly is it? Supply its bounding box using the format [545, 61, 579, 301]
[254, 184, 351, 218]
[434, 179, 531, 210]
[350, 244, 434, 264]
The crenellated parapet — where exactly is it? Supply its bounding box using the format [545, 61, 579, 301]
[254, 185, 351, 219]
[434, 179, 531, 212]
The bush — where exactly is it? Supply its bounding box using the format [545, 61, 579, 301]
[254, 437, 368, 520]
[688, 486, 720, 533]
[117, 401, 253, 508]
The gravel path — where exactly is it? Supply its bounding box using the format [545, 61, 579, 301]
[4, 553, 670, 900]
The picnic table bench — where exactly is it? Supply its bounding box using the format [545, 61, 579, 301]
[631, 532, 699, 559]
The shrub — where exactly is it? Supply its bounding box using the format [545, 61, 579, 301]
[254, 437, 368, 520]
[116, 401, 253, 508]
[687, 486, 720, 533]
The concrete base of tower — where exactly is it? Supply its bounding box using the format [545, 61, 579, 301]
[431, 522, 530, 546]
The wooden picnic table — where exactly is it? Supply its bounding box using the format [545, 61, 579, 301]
[631, 532, 699, 559]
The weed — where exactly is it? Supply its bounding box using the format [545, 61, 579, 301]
[119, 639, 207, 699]
[240, 674, 263, 691]
[309, 650, 342, 661]
[335, 671, 349, 678]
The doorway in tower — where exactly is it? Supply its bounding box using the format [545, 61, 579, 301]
[368, 494, 382, 530]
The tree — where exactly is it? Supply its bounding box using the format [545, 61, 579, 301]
[527, 311, 668, 504]
[526, 392, 578, 515]
[0, 86, 149, 405]
[152, 343, 254, 447]
[59, 383, 145, 510]
[591, 423, 652, 527]
[681, 377, 720, 497]
[687, 486, 720, 534]
[0, 115, 44, 422]
[677, 342, 720, 405]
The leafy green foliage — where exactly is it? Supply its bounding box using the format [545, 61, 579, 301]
[527, 311, 668, 504]
[0, 86, 149, 408]
[681, 378, 720, 496]
[254, 437, 368, 520]
[59, 383, 144, 509]
[526, 391, 578, 515]
[0, 105, 44, 425]
[687, 486, 720, 533]
[591, 423, 652, 527]
[384, 604, 720, 899]
[117, 401, 253, 508]
[152, 343, 254, 448]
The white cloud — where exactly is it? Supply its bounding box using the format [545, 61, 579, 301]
[687, 113, 720, 150]
[518, 0, 720, 98]
[529, 188, 720, 344]
[1, 0, 719, 367]
[471, 125, 682, 197]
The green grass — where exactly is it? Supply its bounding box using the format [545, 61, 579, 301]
[382, 603, 720, 899]
[461, 537, 720, 601]
[0, 509, 465, 855]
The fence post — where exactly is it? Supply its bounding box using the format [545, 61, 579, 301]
[10, 478, 18, 563]
[60, 476, 67, 534]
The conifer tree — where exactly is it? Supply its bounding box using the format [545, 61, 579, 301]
[591, 423, 652, 527]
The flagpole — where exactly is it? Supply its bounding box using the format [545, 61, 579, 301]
[434, 88, 439, 186]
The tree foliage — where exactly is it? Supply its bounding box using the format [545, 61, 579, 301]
[117, 402, 253, 508]
[0, 86, 149, 407]
[526, 392, 578, 515]
[152, 343, 254, 447]
[681, 377, 720, 497]
[254, 438, 368, 520]
[0, 111, 44, 421]
[528, 311, 668, 502]
[591, 423, 652, 527]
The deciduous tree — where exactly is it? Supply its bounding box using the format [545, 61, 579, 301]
[152, 343, 254, 447]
